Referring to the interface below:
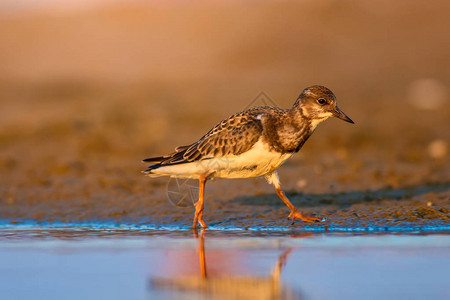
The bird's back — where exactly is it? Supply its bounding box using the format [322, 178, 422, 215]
[143, 105, 299, 179]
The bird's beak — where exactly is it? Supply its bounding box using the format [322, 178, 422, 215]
[332, 106, 354, 124]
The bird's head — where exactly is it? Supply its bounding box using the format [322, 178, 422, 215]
[294, 85, 354, 124]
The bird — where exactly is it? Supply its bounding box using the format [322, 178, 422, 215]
[143, 85, 354, 228]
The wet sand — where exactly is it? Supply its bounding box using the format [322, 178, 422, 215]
[0, 0, 449, 240]
[0, 1, 449, 232]
[1, 174, 448, 232]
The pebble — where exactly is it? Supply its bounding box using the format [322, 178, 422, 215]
[408, 78, 447, 110]
[428, 139, 447, 159]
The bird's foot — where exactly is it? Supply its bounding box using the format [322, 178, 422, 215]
[191, 223, 208, 229]
[198, 218, 208, 228]
[192, 201, 208, 229]
[191, 216, 208, 229]
[288, 210, 322, 224]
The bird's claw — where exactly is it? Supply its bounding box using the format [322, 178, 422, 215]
[192, 217, 208, 229]
[288, 210, 323, 224]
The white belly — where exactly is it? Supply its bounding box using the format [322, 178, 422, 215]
[149, 140, 293, 179]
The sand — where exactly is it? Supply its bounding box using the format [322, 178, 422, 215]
[0, 0, 449, 231]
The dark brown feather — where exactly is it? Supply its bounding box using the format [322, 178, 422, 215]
[147, 107, 270, 167]
[142, 156, 166, 163]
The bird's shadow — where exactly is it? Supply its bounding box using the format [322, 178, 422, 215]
[230, 181, 450, 208]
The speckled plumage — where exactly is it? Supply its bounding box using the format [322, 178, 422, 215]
[143, 85, 354, 228]
[143, 105, 315, 174]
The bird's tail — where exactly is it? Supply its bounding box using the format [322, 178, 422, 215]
[142, 164, 163, 177]
[142, 145, 192, 177]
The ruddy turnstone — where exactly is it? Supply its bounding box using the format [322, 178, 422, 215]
[143, 85, 354, 228]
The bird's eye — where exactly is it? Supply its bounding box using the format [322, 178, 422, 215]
[317, 98, 326, 105]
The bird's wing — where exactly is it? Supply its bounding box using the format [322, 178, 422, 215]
[144, 110, 264, 166]
[184, 111, 264, 161]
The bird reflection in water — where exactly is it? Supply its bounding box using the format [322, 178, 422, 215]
[149, 230, 302, 300]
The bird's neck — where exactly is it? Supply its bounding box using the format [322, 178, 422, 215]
[265, 108, 313, 153]
[288, 104, 329, 131]
[287, 106, 312, 131]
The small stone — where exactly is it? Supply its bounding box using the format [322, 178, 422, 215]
[428, 140, 447, 159]
[335, 148, 348, 160]
[296, 179, 307, 189]
[408, 78, 447, 110]
[7, 197, 14, 205]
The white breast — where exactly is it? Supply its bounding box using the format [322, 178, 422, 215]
[212, 140, 293, 179]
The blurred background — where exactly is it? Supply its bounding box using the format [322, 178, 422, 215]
[0, 0, 448, 224]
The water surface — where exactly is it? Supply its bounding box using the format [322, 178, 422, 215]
[0, 226, 449, 300]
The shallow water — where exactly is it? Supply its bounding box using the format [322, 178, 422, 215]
[0, 226, 449, 300]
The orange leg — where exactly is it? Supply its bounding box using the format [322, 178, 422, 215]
[192, 175, 208, 228]
[267, 172, 322, 224]
[274, 185, 321, 223]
